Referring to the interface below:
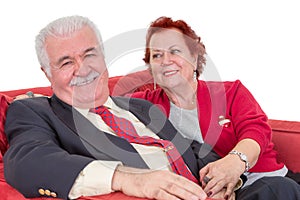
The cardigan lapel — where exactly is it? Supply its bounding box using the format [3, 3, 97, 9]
[197, 80, 226, 146]
[50, 95, 149, 169]
[197, 80, 212, 139]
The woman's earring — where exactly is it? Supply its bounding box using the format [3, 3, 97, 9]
[149, 66, 156, 90]
[193, 70, 197, 82]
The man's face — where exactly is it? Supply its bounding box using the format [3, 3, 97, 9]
[44, 26, 109, 108]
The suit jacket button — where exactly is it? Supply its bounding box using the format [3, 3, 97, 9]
[45, 189, 51, 196]
[38, 188, 45, 195]
[50, 192, 57, 198]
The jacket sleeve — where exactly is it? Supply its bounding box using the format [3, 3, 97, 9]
[3, 99, 93, 199]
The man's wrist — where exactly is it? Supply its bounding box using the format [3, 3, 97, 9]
[111, 164, 123, 191]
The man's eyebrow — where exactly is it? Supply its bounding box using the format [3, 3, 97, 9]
[56, 56, 71, 66]
[55, 47, 98, 66]
[84, 47, 97, 53]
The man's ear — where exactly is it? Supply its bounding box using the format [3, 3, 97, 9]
[41, 67, 51, 82]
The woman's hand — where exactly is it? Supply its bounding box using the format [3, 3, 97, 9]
[200, 139, 261, 198]
[211, 187, 236, 200]
[199, 155, 245, 198]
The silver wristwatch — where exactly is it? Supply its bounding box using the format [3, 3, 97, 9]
[229, 150, 250, 172]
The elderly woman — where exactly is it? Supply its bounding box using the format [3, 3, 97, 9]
[131, 16, 300, 199]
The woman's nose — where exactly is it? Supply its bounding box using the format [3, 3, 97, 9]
[161, 52, 173, 66]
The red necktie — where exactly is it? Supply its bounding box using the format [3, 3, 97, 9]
[91, 106, 198, 183]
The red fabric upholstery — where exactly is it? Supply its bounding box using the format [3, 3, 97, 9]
[108, 69, 154, 96]
[0, 94, 10, 155]
[268, 119, 300, 173]
[0, 87, 53, 98]
[0, 71, 299, 199]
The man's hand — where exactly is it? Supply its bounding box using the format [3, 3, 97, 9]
[112, 165, 207, 200]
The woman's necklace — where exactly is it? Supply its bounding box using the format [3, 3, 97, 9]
[168, 82, 197, 108]
[191, 92, 196, 105]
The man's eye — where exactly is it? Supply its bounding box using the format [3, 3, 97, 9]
[170, 49, 180, 54]
[60, 61, 73, 69]
[85, 53, 95, 58]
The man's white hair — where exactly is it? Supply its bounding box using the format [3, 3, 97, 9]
[35, 15, 104, 76]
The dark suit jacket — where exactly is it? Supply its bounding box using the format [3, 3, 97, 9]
[3, 95, 219, 199]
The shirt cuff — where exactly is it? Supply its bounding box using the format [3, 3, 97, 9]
[68, 160, 122, 199]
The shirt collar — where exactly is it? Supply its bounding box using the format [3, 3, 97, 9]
[75, 96, 120, 116]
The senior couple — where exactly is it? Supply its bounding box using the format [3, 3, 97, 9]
[3, 15, 300, 200]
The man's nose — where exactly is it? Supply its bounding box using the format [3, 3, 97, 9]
[73, 57, 90, 76]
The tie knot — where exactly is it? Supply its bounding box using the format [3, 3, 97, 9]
[90, 105, 108, 115]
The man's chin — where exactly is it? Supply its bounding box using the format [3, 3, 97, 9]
[72, 90, 109, 109]
[72, 98, 96, 109]
[71, 88, 95, 102]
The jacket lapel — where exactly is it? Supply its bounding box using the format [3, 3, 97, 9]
[113, 96, 199, 178]
[50, 95, 149, 169]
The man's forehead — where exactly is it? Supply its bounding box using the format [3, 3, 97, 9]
[45, 40, 100, 56]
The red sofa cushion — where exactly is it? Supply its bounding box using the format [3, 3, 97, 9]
[269, 119, 300, 173]
[0, 94, 11, 155]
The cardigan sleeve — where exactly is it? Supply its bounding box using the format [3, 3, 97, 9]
[226, 80, 271, 155]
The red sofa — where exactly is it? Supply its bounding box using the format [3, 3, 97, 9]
[1, 70, 299, 200]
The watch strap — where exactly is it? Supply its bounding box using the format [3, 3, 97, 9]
[229, 150, 250, 172]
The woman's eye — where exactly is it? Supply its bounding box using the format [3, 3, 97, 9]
[152, 53, 162, 59]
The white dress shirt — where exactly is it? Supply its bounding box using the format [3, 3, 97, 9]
[69, 97, 171, 199]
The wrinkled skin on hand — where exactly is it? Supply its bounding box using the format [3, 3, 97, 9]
[112, 165, 207, 200]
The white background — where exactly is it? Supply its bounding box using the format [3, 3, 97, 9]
[0, 0, 299, 121]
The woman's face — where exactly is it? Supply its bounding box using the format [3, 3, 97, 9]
[149, 28, 197, 90]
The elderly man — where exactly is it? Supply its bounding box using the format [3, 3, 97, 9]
[3, 15, 214, 200]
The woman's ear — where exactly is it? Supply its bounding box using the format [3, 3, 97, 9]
[147, 65, 153, 75]
[193, 55, 198, 71]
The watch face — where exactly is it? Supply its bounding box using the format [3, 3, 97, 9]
[241, 154, 247, 161]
